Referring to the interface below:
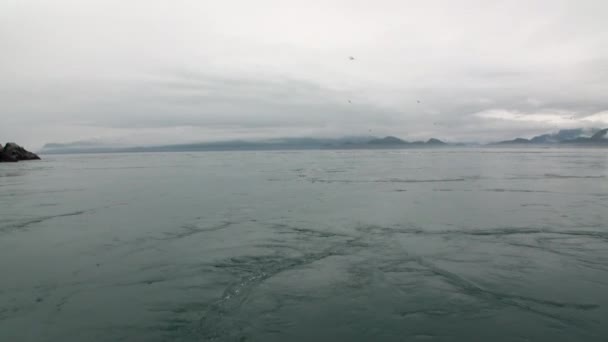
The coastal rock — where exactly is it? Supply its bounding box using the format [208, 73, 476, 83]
[0, 142, 40, 162]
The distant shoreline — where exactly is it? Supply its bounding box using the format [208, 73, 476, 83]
[38, 144, 608, 156]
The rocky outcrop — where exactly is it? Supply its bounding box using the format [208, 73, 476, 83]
[0, 143, 40, 162]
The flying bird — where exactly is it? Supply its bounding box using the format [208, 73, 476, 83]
[349, 56, 355, 61]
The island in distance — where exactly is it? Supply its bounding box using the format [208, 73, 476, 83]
[0, 142, 40, 162]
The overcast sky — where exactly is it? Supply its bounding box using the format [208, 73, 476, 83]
[2, 0, 608, 148]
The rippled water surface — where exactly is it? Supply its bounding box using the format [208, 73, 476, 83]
[1, 149, 607, 341]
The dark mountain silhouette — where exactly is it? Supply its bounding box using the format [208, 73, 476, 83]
[426, 138, 447, 145]
[366, 136, 447, 147]
[591, 128, 608, 140]
[494, 128, 608, 145]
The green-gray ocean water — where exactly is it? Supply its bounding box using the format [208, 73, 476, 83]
[1, 149, 607, 341]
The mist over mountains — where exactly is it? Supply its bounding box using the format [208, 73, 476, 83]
[39, 136, 449, 154]
[39, 128, 608, 154]
[495, 128, 608, 145]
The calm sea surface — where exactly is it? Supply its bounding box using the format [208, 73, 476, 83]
[1, 149, 607, 341]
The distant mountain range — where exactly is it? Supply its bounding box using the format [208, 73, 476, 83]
[38, 127, 608, 154]
[494, 128, 608, 145]
[367, 136, 447, 146]
[39, 136, 449, 154]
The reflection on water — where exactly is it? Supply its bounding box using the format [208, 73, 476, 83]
[1, 149, 607, 341]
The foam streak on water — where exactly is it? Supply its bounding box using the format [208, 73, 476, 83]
[1, 149, 607, 341]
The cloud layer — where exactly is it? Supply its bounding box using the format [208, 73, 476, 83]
[2, 0, 608, 148]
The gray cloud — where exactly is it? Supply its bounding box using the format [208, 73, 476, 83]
[1, 0, 608, 148]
